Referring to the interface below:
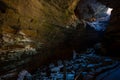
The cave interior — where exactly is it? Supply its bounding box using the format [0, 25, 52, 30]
[0, 0, 120, 80]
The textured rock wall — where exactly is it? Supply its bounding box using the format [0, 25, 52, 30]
[0, 0, 79, 49]
[0, 0, 119, 77]
[0, 0, 80, 75]
[74, 0, 108, 21]
[97, 0, 120, 56]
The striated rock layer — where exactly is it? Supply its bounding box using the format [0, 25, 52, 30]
[0, 0, 80, 76]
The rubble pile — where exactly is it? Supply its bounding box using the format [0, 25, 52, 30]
[31, 49, 119, 80]
[0, 31, 37, 76]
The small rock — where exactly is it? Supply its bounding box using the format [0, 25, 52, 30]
[87, 64, 95, 68]
[81, 72, 88, 77]
[51, 67, 60, 72]
[104, 58, 112, 62]
[57, 60, 63, 66]
[17, 70, 32, 80]
[66, 73, 75, 80]
[49, 63, 55, 68]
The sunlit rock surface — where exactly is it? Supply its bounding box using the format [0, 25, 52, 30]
[74, 0, 108, 21]
[0, 0, 80, 75]
[87, 14, 110, 31]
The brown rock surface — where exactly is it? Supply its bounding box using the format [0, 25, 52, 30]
[0, 0, 80, 76]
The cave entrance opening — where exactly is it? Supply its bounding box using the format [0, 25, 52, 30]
[72, 1, 113, 53]
[74, 0, 113, 31]
[106, 8, 113, 15]
[86, 7, 113, 31]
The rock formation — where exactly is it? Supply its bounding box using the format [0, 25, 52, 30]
[0, 0, 80, 76]
[0, 0, 120, 79]
[97, 0, 120, 56]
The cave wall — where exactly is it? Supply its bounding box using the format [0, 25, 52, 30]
[0, 0, 119, 77]
[0, 0, 81, 58]
[74, 0, 120, 56]
[97, 0, 120, 56]
[0, 0, 80, 75]
[0, 0, 106, 75]
[74, 0, 108, 21]
[0, 0, 79, 49]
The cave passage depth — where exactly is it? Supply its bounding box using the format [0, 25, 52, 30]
[0, 0, 119, 80]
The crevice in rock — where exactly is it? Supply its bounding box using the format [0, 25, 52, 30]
[0, 1, 8, 13]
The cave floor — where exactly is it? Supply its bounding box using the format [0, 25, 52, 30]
[16, 49, 120, 80]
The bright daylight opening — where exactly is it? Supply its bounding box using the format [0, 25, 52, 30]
[87, 8, 113, 31]
[106, 8, 113, 15]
